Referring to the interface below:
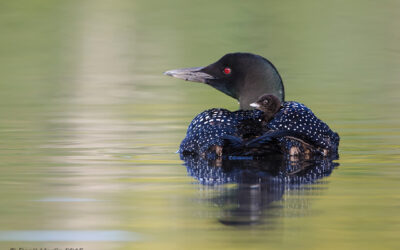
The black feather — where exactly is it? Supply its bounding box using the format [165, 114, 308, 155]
[222, 135, 244, 148]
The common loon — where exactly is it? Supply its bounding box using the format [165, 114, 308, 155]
[164, 53, 339, 158]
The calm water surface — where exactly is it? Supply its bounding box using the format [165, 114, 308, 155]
[0, 0, 399, 249]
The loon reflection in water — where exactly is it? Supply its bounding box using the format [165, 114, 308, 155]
[181, 153, 338, 226]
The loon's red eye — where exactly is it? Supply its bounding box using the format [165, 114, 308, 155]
[223, 67, 231, 75]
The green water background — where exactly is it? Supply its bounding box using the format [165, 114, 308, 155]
[0, 0, 399, 249]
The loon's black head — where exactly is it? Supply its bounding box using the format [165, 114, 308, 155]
[250, 94, 282, 121]
[164, 52, 284, 110]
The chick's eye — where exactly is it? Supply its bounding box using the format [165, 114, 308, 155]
[223, 67, 231, 75]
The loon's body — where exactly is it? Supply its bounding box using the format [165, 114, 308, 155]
[164, 53, 340, 158]
[180, 101, 339, 157]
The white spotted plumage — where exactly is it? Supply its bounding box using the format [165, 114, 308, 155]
[180, 102, 339, 155]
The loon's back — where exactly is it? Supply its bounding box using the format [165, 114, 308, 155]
[268, 101, 340, 151]
[179, 102, 339, 158]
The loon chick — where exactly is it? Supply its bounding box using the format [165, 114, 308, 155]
[249, 94, 282, 124]
[165, 53, 340, 157]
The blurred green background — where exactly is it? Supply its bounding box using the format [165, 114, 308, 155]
[0, 0, 399, 249]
